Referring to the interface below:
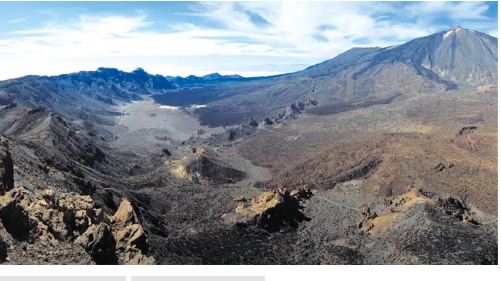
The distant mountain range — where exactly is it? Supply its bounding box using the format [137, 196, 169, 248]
[168, 73, 246, 86]
[0, 26, 497, 126]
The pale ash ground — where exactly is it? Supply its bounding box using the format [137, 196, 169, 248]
[112, 98, 226, 154]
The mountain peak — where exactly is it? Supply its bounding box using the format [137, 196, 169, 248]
[202, 73, 223, 80]
[443, 25, 468, 38]
[96, 67, 120, 73]
[450, 25, 465, 31]
[394, 27, 497, 85]
[132, 67, 148, 75]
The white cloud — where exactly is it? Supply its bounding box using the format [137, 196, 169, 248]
[190, 2, 436, 55]
[78, 14, 150, 35]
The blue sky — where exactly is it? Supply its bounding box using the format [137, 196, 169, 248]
[0, 1, 497, 80]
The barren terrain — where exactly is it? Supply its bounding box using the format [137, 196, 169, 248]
[0, 26, 498, 265]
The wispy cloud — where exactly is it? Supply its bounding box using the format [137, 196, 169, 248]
[8, 18, 26, 24]
[405, 1, 491, 20]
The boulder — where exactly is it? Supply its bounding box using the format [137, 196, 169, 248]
[111, 199, 155, 264]
[248, 118, 259, 127]
[56, 192, 103, 235]
[75, 223, 117, 265]
[357, 206, 378, 233]
[263, 117, 274, 125]
[115, 224, 147, 252]
[112, 199, 139, 226]
[308, 97, 319, 106]
[162, 148, 172, 156]
[0, 136, 14, 195]
[289, 187, 314, 202]
[0, 187, 36, 241]
[123, 251, 156, 265]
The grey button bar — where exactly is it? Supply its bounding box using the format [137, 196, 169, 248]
[0, 276, 125, 281]
[133, 277, 264, 281]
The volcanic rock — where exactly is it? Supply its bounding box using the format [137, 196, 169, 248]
[263, 117, 274, 125]
[75, 223, 117, 264]
[110, 199, 154, 265]
[437, 196, 477, 224]
[365, 196, 497, 264]
[279, 103, 302, 120]
[433, 161, 454, 173]
[0, 187, 154, 264]
[168, 147, 246, 185]
[0, 136, 14, 195]
[223, 187, 311, 231]
[358, 190, 482, 236]
[357, 206, 378, 233]
[0, 188, 36, 242]
[111, 199, 139, 226]
[248, 118, 259, 127]
[115, 224, 146, 251]
[307, 97, 319, 106]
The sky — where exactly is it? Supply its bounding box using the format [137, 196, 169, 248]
[0, 1, 497, 80]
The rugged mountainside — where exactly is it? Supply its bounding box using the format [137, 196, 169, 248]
[155, 26, 497, 127]
[0, 26, 497, 264]
[0, 67, 176, 124]
[384, 26, 498, 85]
[0, 104, 114, 194]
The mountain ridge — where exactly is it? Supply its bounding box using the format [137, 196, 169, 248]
[0, 26, 497, 127]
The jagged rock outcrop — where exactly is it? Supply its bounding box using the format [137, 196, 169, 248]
[223, 187, 313, 231]
[275, 99, 318, 123]
[358, 190, 482, 235]
[0, 188, 154, 264]
[357, 207, 378, 233]
[278, 103, 302, 121]
[437, 196, 476, 224]
[168, 147, 246, 185]
[0, 188, 37, 242]
[363, 189, 497, 264]
[453, 126, 480, 151]
[203, 124, 258, 144]
[263, 117, 274, 125]
[0, 136, 14, 195]
[109, 199, 154, 265]
[75, 223, 117, 264]
[248, 118, 259, 127]
[307, 97, 318, 106]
